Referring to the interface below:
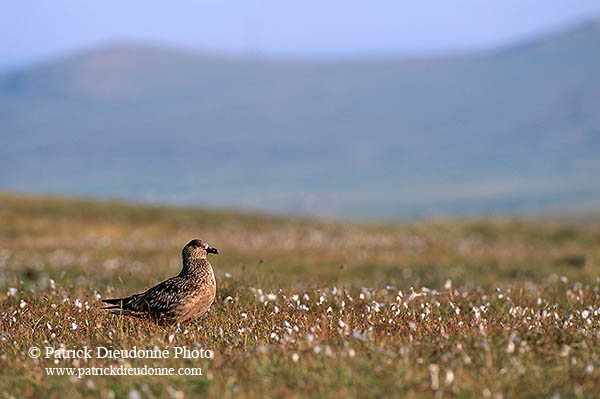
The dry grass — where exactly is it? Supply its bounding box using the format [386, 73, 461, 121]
[1, 192, 600, 398]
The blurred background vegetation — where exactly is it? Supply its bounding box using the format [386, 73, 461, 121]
[2, 192, 598, 292]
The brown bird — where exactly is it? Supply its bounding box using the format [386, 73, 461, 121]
[102, 239, 218, 324]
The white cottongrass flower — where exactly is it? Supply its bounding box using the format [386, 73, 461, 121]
[444, 369, 455, 385]
[582, 310, 590, 319]
[128, 388, 141, 399]
[351, 330, 368, 342]
[71, 322, 78, 330]
[507, 337, 516, 354]
[428, 364, 440, 390]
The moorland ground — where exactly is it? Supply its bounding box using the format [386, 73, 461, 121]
[1, 192, 600, 398]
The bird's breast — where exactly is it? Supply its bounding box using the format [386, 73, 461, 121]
[175, 267, 216, 322]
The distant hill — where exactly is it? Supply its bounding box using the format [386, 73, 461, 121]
[1, 19, 599, 219]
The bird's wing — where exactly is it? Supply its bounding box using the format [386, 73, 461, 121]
[124, 277, 184, 315]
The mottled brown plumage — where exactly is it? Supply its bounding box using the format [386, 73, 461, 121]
[102, 239, 218, 324]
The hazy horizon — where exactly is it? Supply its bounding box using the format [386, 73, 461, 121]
[2, 16, 599, 219]
[3, 1, 600, 69]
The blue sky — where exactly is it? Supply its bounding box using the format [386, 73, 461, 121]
[2, 0, 600, 68]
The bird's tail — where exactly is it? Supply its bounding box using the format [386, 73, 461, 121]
[101, 297, 130, 310]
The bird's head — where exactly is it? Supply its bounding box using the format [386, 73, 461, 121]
[183, 239, 218, 260]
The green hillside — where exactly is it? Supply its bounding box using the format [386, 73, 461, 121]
[1, 20, 599, 218]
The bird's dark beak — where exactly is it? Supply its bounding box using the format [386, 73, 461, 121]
[207, 246, 219, 255]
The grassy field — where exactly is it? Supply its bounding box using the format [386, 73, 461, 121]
[1, 192, 600, 398]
